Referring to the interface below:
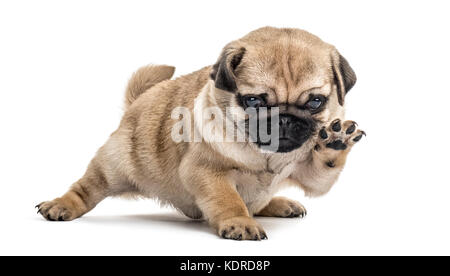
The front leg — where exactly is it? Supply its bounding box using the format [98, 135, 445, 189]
[256, 197, 307, 218]
[179, 161, 267, 241]
[290, 119, 365, 196]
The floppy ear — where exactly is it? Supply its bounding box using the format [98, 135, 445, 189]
[210, 46, 246, 93]
[331, 50, 357, 105]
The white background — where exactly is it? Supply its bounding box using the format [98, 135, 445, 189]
[1, 0, 449, 256]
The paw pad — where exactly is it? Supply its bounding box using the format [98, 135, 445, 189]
[331, 119, 341, 132]
[326, 139, 347, 150]
[315, 119, 365, 152]
[326, 160, 335, 168]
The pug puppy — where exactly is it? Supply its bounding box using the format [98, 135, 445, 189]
[36, 27, 365, 240]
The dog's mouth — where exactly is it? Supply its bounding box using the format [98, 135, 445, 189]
[242, 112, 316, 153]
[276, 138, 303, 153]
[256, 135, 310, 153]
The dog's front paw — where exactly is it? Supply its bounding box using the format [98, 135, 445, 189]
[36, 198, 78, 221]
[256, 196, 307, 218]
[314, 119, 365, 167]
[218, 216, 267, 241]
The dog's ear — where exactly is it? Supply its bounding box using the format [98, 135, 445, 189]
[210, 45, 246, 93]
[331, 49, 357, 105]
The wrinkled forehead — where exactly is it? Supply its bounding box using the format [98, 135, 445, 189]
[237, 43, 333, 105]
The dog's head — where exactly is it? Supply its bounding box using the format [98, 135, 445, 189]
[210, 27, 356, 153]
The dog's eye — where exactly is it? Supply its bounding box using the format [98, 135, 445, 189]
[306, 97, 322, 110]
[244, 96, 265, 108]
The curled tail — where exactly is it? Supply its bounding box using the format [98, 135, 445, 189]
[124, 64, 175, 109]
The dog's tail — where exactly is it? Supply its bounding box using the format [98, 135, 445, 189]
[124, 64, 175, 109]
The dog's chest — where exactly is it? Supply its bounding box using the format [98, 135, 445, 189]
[228, 160, 297, 213]
[215, 141, 311, 212]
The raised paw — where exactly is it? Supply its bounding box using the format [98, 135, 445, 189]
[314, 119, 365, 167]
[256, 196, 307, 218]
[317, 119, 365, 151]
[218, 216, 267, 241]
[36, 198, 79, 221]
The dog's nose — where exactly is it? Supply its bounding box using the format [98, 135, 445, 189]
[278, 114, 315, 135]
[279, 116, 292, 127]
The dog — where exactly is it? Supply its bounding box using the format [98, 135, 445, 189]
[37, 27, 365, 240]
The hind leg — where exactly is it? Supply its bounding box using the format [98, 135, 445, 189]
[178, 203, 203, 220]
[37, 160, 112, 221]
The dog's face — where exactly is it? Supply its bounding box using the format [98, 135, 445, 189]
[211, 27, 356, 153]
